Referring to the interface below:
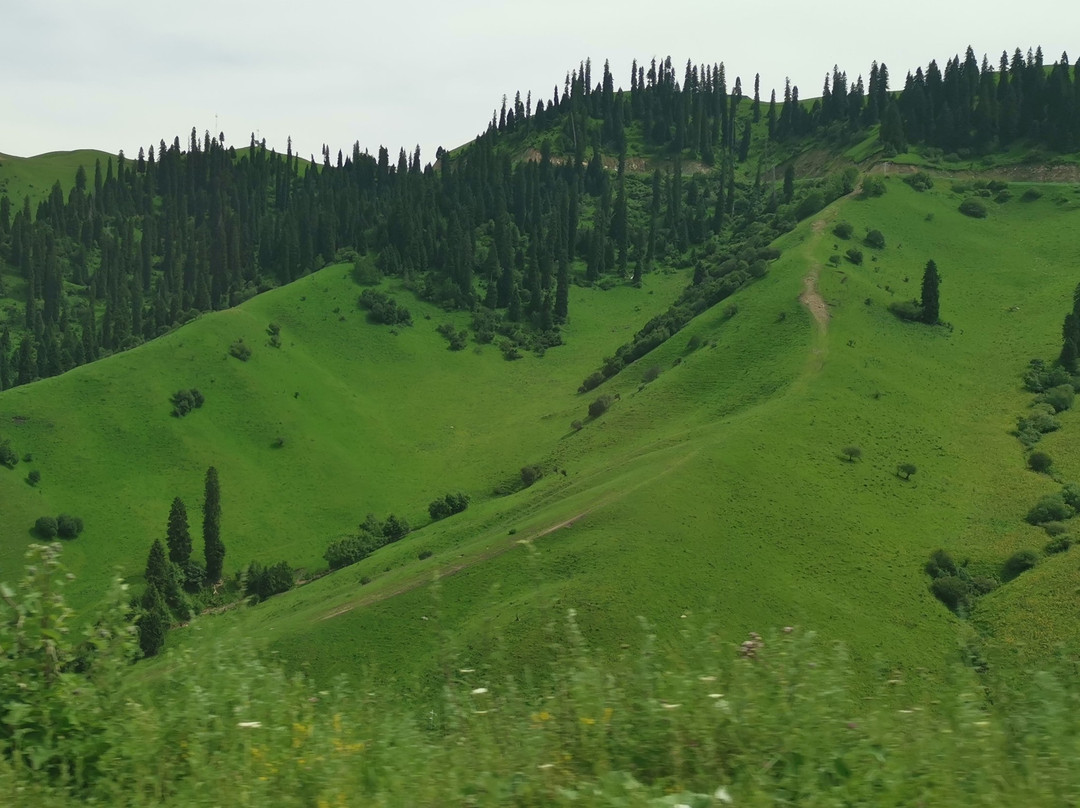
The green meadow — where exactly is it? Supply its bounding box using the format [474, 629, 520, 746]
[4, 170, 1079, 695]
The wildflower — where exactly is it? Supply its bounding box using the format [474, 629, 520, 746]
[538, 763, 555, 770]
[698, 675, 716, 682]
[661, 702, 681, 710]
[459, 668, 475, 673]
[602, 707, 614, 722]
[714, 785, 733, 803]
[237, 721, 262, 728]
[580, 717, 595, 725]
[783, 626, 794, 634]
[471, 687, 488, 695]
[708, 693, 724, 699]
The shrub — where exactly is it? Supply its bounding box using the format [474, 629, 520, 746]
[970, 576, 999, 595]
[1028, 452, 1054, 474]
[841, 445, 862, 462]
[579, 371, 605, 393]
[833, 221, 854, 240]
[864, 229, 886, 249]
[929, 576, 969, 614]
[179, 559, 206, 591]
[959, 198, 988, 218]
[358, 289, 412, 326]
[588, 394, 614, 418]
[0, 441, 17, 468]
[1021, 188, 1043, 202]
[642, 365, 662, 383]
[324, 535, 372, 570]
[571, 420, 584, 432]
[429, 492, 469, 521]
[27, 469, 41, 486]
[520, 465, 543, 487]
[1062, 483, 1080, 511]
[1002, 549, 1038, 581]
[382, 514, 411, 542]
[903, 172, 934, 192]
[34, 516, 59, 539]
[56, 514, 84, 539]
[245, 561, 294, 602]
[418, 550, 433, 560]
[436, 323, 468, 351]
[1040, 384, 1075, 413]
[897, 463, 917, 480]
[1043, 520, 1071, 537]
[925, 549, 958, 578]
[1045, 536, 1072, 555]
[828, 254, 841, 267]
[170, 388, 205, 417]
[795, 191, 825, 220]
[845, 248, 863, 265]
[860, 175, 886, 197]
[229, 340, 252, 361]
[889, 300, 924, 322]
[1027, 494, 1074, 524]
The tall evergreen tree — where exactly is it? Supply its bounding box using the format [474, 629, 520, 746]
[203, 466, 224, 583]
[137, 584, 170, 658]
[144, 538, 170, 593]
[920, 259, 941, 324]
[166, 497, 192, 565]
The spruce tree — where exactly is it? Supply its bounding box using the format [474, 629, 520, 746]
[166, 497, 192, 565]
[145, 538, 170, 593]
[920, 259, 941, 324]
[203, 466, 224, 583]
[137, 584, 169, 658]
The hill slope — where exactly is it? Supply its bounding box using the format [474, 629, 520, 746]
[6, 172, 1078, 692]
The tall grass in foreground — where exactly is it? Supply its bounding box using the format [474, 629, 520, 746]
[3, 545, 1080, 806]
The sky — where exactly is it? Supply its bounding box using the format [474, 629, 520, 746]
[4, 1, 1077, 162]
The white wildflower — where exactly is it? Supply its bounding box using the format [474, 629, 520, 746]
[237, 721, 262, 729]
[471, 687, 488, 695]
[714, 785, 733, 803]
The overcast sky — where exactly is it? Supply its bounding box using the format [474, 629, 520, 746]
[4, 1, 1076, 162]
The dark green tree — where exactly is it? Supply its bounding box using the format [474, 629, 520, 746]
[137, 584, 170, 657]
[166, 497, 192, 565]
[920, 259, 941, 324]
[203, 466, 224, 583]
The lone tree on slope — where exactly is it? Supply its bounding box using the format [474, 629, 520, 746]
[166, 497, 192, 565]
[920, 259, 941, 324]
[203, 466, 224, 584]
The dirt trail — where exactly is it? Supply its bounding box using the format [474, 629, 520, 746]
[798, 219, 830, 332]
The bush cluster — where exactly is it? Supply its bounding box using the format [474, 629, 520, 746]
[436, 323, 468, 350]
[903, 172, 934, 192]
[588, 394, 614, 418]
[228, 340, 252, 361]
[34, 514, 84, 539]
[358, 289, 412, 326]
[864, 229, 886, 249]
[959, 198, 988, 218]
[245, 561, 294, 602]
[924, 549, 998, 615]
[428, 492, 470, 521]
[170, 388, 205, 417]
[832, 221, 854, 240]
[323, 513, 412, 572]
[0, 439, 19, 468]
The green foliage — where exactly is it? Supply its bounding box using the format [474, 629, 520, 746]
[520, 465, 543, 487]
[1026, 494, 1074, 525]
[641, 365, 662, 383]
[1022, 359, 1072, 393]
[351, 255, 382, 286]
[845, 248, 863, 265]
[860, 175, 886, 198]
[0, 544, 137, 786]
[34, 516, 58, 539]
[903, 172, 934, 192]
[1021, 188, 1043, 202]
[165, 497, 192, 565]
[245, 561, 294, 603]
[1039, 384, 1075, 413]
[832, 221, 854, 239]
[841, 445, 862, 462]
[924, 549, 958, 578]
[929, 575, 969, 614]
[920, 260, 941, 324]
[0, 440, 18, 469]
[137, 584, 170, 658]
[381, 514, 410, 542]
[358, 289, 412, 326]
[428, 492, 470, 521]
[588, 394, 614, 418]
[55, 514, 83, 539]
[170, 388, 205, 417]
[27, 469, 41, 486]
[1045, 535, 1072, 555]
[203, 467, 224, 583]
[228, 340, 252, 362]
[1016, 411, 1061, 448]
[864, 229, 885, 249]
[959, 198, 988, 218]
[890, 299, 927, 323]
[1002, 549, 1039, 581]
[323, 535, 376, 570]
[794, 191, 825, 220]
[1028, 451, 1054, 474]
[897, 462, 917, 480]
[436, 323, 468, 351]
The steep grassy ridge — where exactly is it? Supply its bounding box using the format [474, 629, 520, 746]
[0, 148, 112, 206]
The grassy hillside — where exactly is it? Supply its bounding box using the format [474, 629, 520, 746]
[4, 172, 1080, 697]
[0, 148, 114, 206]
